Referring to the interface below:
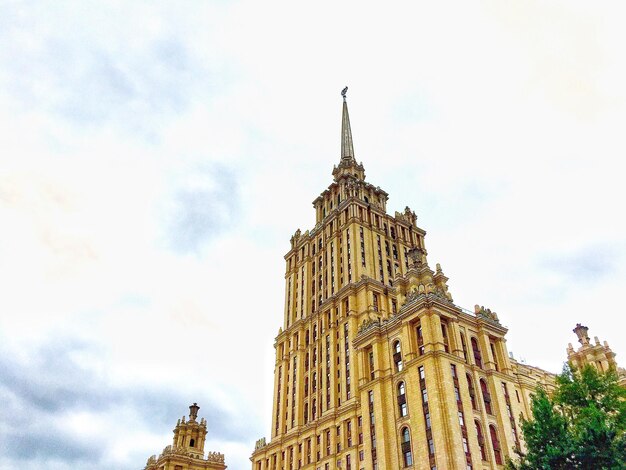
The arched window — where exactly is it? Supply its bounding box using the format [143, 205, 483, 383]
[489, 425, 502, 465]
[441, 320, 449, 353]
[312, 399, 317, 420]
[466, 374, 477, 410]
[393, 340, 403, 371]
[305, 377, 309, 396]
[312, 372, 317, 392]
[397, 381, 407, 417]
[190, 438, 195, 447]
[490, 342, 499, 371]
[480, 379, 492, 415]
[401, 427, 413, 466]
[416, 323, 424, 355]
[471, 337, 483, 368]
[304, 402, 309, 424]
[475, 420, 486, 461]
[460, 333, 468, 362]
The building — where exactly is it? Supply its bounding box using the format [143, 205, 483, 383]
[144, 403, 226, 470]
[250, 89, 622, 470]
[567, 324, 626, 386]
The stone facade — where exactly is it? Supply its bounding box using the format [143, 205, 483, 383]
[145, 403, 226, 470]
[250, 91, 621, 470]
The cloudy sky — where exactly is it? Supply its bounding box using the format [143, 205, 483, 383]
[1, 1, 625, 469]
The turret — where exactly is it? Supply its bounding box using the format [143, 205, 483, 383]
[171, 403, 208, 458]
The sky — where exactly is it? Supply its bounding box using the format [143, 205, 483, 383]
[1, 1, 625, 469]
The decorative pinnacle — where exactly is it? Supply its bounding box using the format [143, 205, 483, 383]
[341, 86, 355, 160]
[189, 403, 200, 421]
[573, 323, 590, 346]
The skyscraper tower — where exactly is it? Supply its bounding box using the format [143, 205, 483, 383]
[251, 90, 557, 470]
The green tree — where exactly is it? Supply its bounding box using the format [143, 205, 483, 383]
[508, 364, 626, 470]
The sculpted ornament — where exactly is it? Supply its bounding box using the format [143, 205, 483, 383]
[405, 287, 422, 304]
[403, 206, 417, 225]
[207, 452, 225, 463]
[358, 317, 380, 334]
[475, 305, 500, 325]
[290, 229, 302, 247]
[407, 247, 424, 268]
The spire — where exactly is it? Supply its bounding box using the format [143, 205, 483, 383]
[332, 86, 366, 182]
[341, 86, 355, 161]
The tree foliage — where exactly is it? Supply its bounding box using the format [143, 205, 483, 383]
[508, 364, 626, 470]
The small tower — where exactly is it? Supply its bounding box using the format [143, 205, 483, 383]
[171, 403, 207, 458]
[567, 325, 624, 385]
[144, 403, 226, 470]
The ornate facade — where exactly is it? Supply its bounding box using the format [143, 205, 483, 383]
[145, 403, 226, 470]
[250, 90, 621, 470]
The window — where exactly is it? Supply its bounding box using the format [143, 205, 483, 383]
[401, 427, 412, 467]
[416, 324, 424, 355]
[393, 340, 403, 371]
[190, 438, 195, 447]
[490, 342, 499, 371]
[441, 321, 449, 353]
[397, 381, 407, 417]
[480, 379, 492, 415]
[490, 425, 502, 465]
[475, 421, 487, 461]
[460, 333, 468, 362]
[471, 337, 483, 368]
[466, 374, 477, 410]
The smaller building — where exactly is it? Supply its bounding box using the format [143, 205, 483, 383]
[144, 403, 226, 470]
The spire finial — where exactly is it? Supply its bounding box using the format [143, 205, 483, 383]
[341, 86, 354, 160]
[189, 402, 200, 421]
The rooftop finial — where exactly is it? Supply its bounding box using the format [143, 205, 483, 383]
[189, 402, 200, 421]
[573, 324, 590, 346]
[341, 86, 354, 160]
